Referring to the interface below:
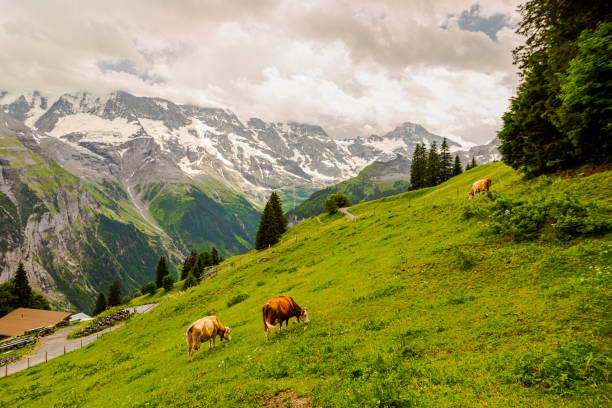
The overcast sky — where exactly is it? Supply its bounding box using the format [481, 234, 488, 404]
[0, 0, 522, 144]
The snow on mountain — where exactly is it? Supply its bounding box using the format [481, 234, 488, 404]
[1, 90, 499, 205]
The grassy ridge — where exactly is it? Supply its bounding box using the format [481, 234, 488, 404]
[0, 163, 610, 406]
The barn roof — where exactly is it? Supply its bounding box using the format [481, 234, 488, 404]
[0, 308, 72, 337]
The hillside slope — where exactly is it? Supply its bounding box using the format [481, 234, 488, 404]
[1, 163, 610, 407]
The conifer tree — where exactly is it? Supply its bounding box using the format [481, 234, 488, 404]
[182, 273, 198, 290]
[410, 144, 427, 190]
[107, 280, 121, 307]
[470, 157, 477, 169]
[181, 250, 197, 280]
[211, 247, 221, 265]
[155, 256, 169, 288]
[255, 200, 279, 250]
[190, 256, 204, 279]
[453, 154, 463, 176]
[13, 262, 32, 306]
[439, 138, 452, 182]
[92, 292, 107, 316]
[425, 141, 440, 187]
[199, 251, 212, 267]
[269, 192, 288, 235]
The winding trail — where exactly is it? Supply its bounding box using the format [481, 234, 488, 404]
[2, 304, 158, 378]
[338, 207, 356, 220]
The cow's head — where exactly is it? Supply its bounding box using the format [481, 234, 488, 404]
[300, 307, 310, 323]
[468, 191, 474, 200]
[220, 326, 231, 341]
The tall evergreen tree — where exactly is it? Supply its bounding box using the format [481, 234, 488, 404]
[439, 138, 453, 182]
[410, 144, 427, 190]
[107, 280, 121, 307]
[181, 250, 197, 280]
[470, 157, 477, 169]
[452, 154, 463, 176]
[211, 247, 222, 265]
[190, 256, 205, 279]
[155, 256, 169, 288]
[255, 194, 284, 250]
[425, 141, 440, 187]
[13, 262, 32, 306]
[268, 192, 288, 235]
[92, 292, 107, 316]
[199, 251, 212, 267]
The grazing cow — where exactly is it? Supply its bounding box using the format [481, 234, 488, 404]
[185, 315, 231, 362]
[262, 295, 309, 341]
[468, 178, 492, 199]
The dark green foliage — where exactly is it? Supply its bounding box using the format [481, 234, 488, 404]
[107, 280, 121, 307]
[487, 194, 610, 241]
[133, 290, 142, 298]
[553, 21, 612, 163]
[0, 282, 17, 317]
[465, 157, 477, 171]
[439, 138, 453, 182]
[324, 192, 351, 214]
[142, 282, 157, 296]
[498, 0, 611, 176]
[155, 256, 169, 288]
[211, 247, 222, 265]
[453, 154, 463, 176]
[162, 274, 175, 291]
[425, 141, 440, 187]
[190, 256, 205, 279]
[514, 343, 609, 394]
[13, 262, 32, 305]
[181, 250, 197, 280]
[92, 292, 107, 316]
[226, 293, 249, 308]
[121, 296, 131, 305]
[268, 192, 287, 235]
[410, 143, 427, 190]
[182, 273, 198, 290]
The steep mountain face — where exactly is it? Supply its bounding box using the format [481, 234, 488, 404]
[287, 155, 411, 221]
[0, 112, 181, 311]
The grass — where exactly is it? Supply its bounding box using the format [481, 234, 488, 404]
[0, 162, 610, 407]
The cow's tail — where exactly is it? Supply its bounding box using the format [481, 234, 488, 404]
[186, 326, 193, 348]
[262, 303, 275, 329]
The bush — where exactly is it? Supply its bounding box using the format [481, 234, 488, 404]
[487, 194, 610, 241]
[324, 193, 352, 214]
[226, 293, 249, 308]
[142, 282, 157, 296]
[133, 290, 142, 298]
[514, 343, 609, 394]
[120, 296, 131, 305]
[162, 274, 175, 291]
[182, 273, 198, 291]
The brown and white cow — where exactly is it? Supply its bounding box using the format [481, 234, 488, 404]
[185, 315, 231, 362]
[262, 295, 309, 341]
[468, 178, 492, 199]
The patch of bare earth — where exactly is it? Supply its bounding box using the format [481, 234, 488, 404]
[260, 389, 312, 408]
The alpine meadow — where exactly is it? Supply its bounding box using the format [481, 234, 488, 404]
[0, 0, 611, 407]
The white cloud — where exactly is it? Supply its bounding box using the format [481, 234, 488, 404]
[0, 0, 522, 144]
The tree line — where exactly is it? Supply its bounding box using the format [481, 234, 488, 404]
[499, 0, 611, 176]
[0, 262, 50, 318]
[410, 139, 467, 190]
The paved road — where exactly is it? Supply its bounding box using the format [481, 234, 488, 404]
[2, 303, 158, 378]
[338, 207, 356, 220]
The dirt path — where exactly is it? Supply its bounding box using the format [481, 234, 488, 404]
[2, 303, 158, 377]
[338, 207, 356, 220]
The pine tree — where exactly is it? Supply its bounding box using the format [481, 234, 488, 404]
[425, 141, 440, 187]
[439, 138, 452, 182]
[12, 262, 32, 306]
[199, 251, 212, 267]
[453, 154, 463, 176]
[182, 273, 198, 290]
[470, 157, 477, 169]
[107, 280, 121, 307]
[410, 144, 427, 190]
[92, 292, 107, 316]
[155, 256, 169, 288]
[269, 192, 288, 235]
[211, 247, 221, 265]
[255, 200, 279, 250]
[181, 250, 197, 280]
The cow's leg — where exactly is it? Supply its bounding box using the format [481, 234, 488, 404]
[213, 336, 216, 347]
[265, 326, 269, 342]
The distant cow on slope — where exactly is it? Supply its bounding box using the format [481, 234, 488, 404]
[186, 315, 231, 362]
[468, 178, 492, 199]
[262, 295, 309, 342]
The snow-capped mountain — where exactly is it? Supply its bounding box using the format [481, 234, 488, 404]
[0, 91, 499, 207]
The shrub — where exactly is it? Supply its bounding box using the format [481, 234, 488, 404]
[133, 290, 142, 298]
[182, 273, 198, 291]
[324, 193, 352, 214]
[453, 248, 474, 270]
[142, 282, 157, 296]
[162, 274, 175, 291]
[514, 343, 609, 394]
[120, 296, 131, 305]
[226, 293, 249, 308]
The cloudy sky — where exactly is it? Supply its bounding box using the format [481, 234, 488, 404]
[0, 0, 522, 145]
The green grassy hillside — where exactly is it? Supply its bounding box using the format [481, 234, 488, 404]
[1, 163, 610, 407]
